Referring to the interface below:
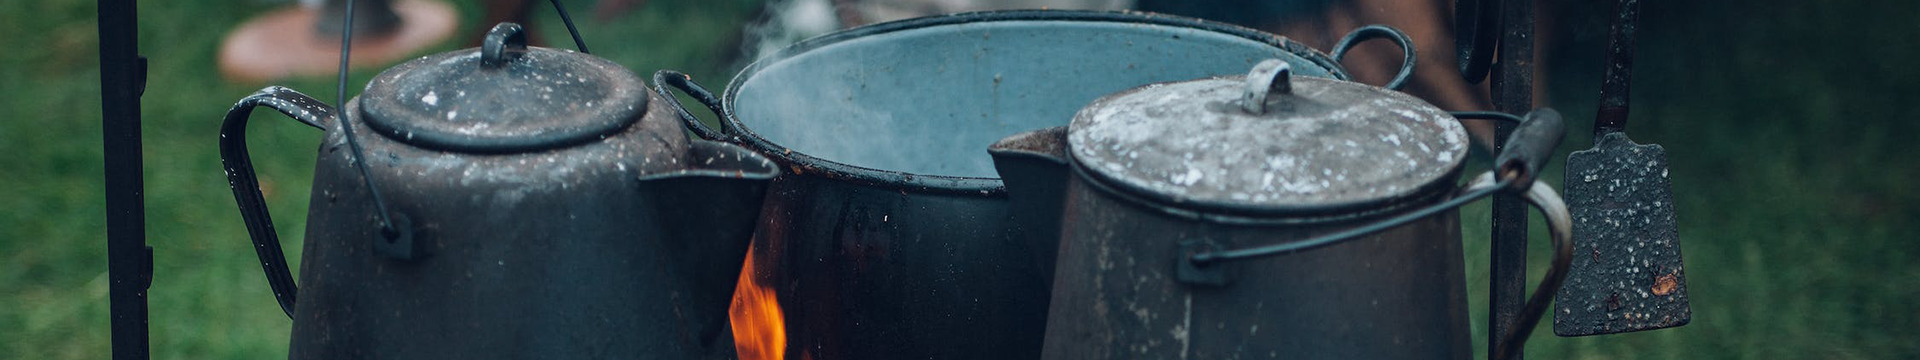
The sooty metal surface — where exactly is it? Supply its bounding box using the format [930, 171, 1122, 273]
[1555, 132, 1690, 336]
[359, 44, 645, 153]
[694, 11, 1354, 360]
[1068, 74, 1465, 212]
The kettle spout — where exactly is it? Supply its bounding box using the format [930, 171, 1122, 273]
[635, 139, 778, 273]
[634, 139, 778, 352]
[989, 126, 1071, 287]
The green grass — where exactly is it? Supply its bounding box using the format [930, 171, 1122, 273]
[0, 1, 761, 358]
[2, 0, 1916, 359]
[1457, 1, 1920, 359]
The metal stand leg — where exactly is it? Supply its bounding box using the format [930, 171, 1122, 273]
[1488, 0, 1536, 359]
[99, 0, 152, 359]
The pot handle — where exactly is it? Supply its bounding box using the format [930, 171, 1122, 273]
[1178, 109, 1569, 358]
[1181, 109, 1563, 275]
[1454, 0, 1500, 83]
[1457, 172, 1574, 360]
[219, 86, 333, 318]
[653, 70, 733, 141]
[1330, 25, 1417, 91]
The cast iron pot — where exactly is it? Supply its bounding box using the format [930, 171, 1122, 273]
[990, 59, 1575, 360]
[654, 10, 1410, 360]
[219, 23, 777, 359]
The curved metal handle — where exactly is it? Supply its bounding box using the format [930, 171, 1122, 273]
[1464, 173, 1574, 360]
[1182, 175, 1511, 279]
[1450, 110, 1524, 125]
[1330, 25, 1417, 91]
[544, 0, 591, 53]
[1182, 108, 1566, 284]
[481, 22, 529, 68]
[1241, 59, 1292, 114]
[652, 70, 733, 141]
[1455, 0, 1501, 83]
[219, 86, 333, 318]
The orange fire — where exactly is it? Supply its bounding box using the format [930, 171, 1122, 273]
[731, 246, 786, 360]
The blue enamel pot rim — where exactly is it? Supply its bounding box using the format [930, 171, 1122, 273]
[716, 10, 1352, 196]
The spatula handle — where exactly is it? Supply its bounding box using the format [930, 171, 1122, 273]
[1595, 0, 1642, 136]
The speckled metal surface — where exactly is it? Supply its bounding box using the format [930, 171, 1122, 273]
[683, 11, 1353, 360]
[358, 46, 647, 153]
[283, 91, 776, 360]
[1554, 132, 1690, 336]
[1067, 75, 1466, 211]
[1038, 161, 1472, 360]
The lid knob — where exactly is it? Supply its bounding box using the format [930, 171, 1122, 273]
[1240, 59, 1292, 115]
[481, 23, 528, 69]
[358, 21, 647, 153]
[1065, 58, 1468, 212]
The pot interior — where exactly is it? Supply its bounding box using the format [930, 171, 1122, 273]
[732, 17, 1339, 179]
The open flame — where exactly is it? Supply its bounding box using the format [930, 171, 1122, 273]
[731, 245, 786, 360]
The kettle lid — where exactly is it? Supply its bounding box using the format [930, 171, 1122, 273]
[358, 23, 647, 153]
[1067, 59, 1468, 212]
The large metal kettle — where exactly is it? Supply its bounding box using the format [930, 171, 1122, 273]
[218, 23, 778, 359]
[991, 58, 1573, 360]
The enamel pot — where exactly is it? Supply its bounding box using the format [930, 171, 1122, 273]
[651, 10, 1398, 360]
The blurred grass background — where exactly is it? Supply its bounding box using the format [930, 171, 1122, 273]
[1, 0, 1915, 359]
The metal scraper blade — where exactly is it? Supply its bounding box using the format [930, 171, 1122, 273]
[1554, 132, 1691, 336]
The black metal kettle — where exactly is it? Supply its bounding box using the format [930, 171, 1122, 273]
[991, 58, 1573, 360]
[219, 23, 777, 359]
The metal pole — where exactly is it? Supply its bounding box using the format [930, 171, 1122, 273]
[99, 0, 152, 359]
[316, 0, 403, 38]
[1488, 0, 1535, 359]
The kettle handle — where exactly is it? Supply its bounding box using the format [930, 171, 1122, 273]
[219, 86, 333, 318]
[1177, 110, 1571, 360]
[1330, 24, 1417, 91]
[1183, 109, 1564, 269]
[652, 70, 733, 142]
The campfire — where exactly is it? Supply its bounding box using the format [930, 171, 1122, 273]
[732, 245, 787, 360]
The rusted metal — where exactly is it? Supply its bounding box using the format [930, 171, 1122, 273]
[1593, 0, 1640, 138]
[1487, 0, 1535, 358]
[1556, 133, 1691, 335]
[1554, 0, 1692, 337]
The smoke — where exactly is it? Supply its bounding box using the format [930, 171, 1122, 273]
[742, 0, 843, 64]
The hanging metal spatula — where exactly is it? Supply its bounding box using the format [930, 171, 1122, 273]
[1553, 0, 1692, 337]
